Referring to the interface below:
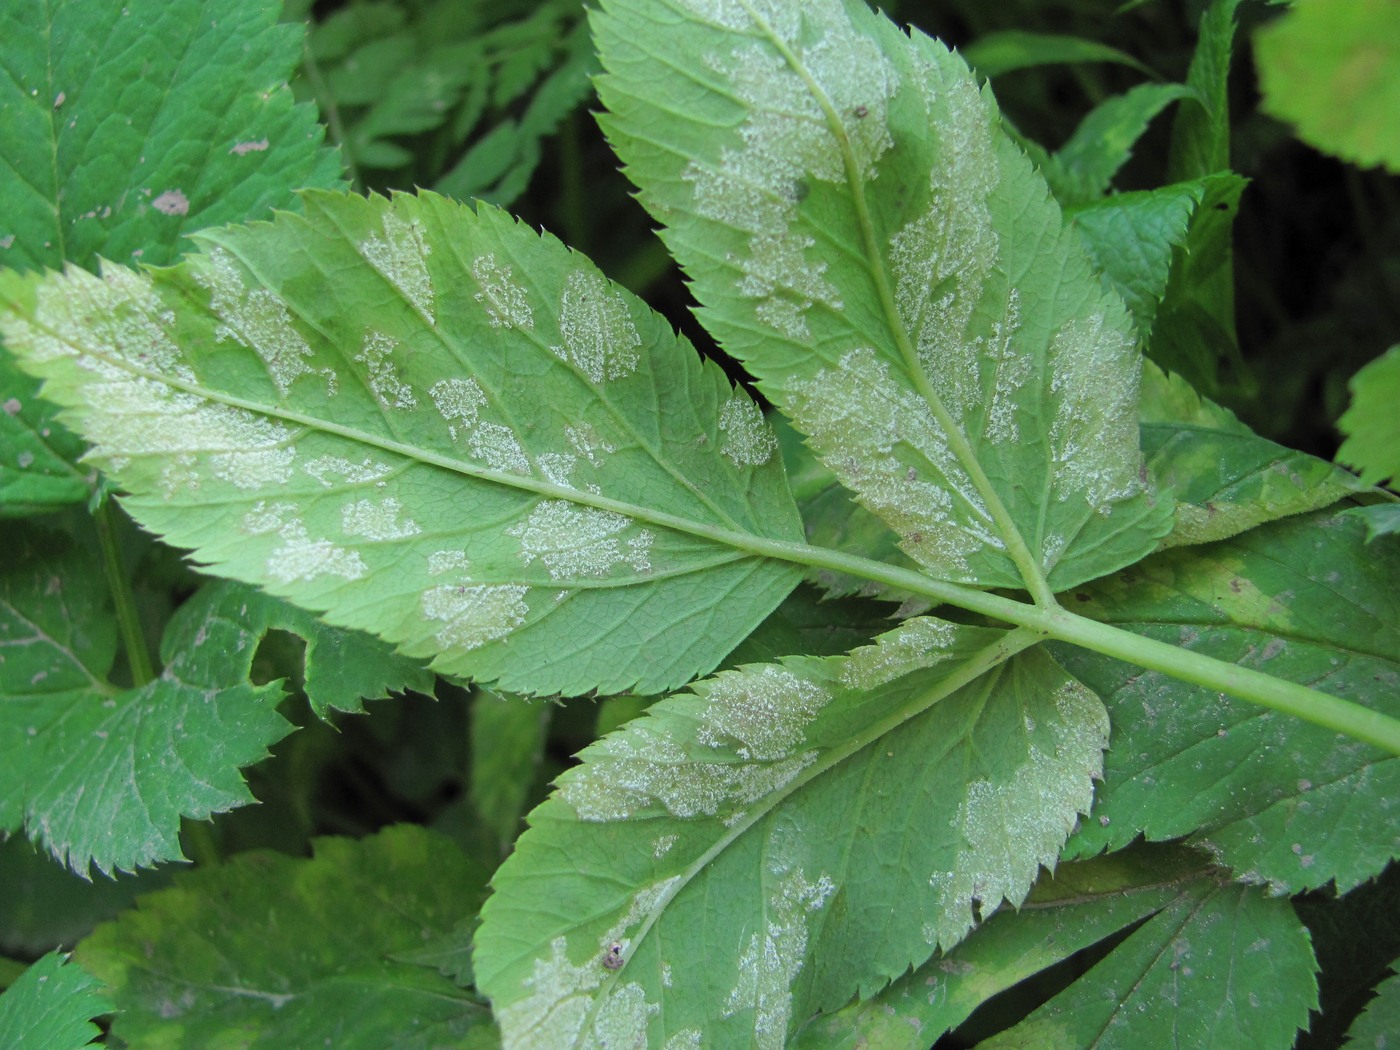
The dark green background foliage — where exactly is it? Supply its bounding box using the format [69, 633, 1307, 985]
[1, 0, 1397, 1047]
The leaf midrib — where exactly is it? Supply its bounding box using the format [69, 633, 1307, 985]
[728, 0, 1055, 605]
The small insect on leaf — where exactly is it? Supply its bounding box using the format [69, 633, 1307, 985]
[602, 942, 625, 970]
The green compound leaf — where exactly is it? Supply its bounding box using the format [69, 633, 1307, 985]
[1141, 361, 1364, 548]
[978, 883, 1318, 1050]
[477, 620, 1108, 1049]
[76, 825, 496, 1049]
[1345, 966, 1400, 1047]
[0, 0, 342, 275]
[1256, 0, 1400, 175]
[790, 845, 1206, 1050]
[0, 529, 293, 874]
[595, 0, 1173, 595]
[1058, 511, 1400, 894]
[0, 190, 805, 697]
[0, 952, 111, 1050]
[1338, 344, 1400, 488]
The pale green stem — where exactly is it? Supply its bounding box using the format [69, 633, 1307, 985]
[94, 500, 155, 687]
[95, 362, 1400, 757]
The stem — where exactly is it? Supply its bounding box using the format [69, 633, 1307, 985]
[181, 818, 221, 868]
[0, 955, 27, 991]
[1044, 608, 1400, 755]
[94, 500, 155, 687]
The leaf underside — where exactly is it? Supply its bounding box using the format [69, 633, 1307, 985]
[595, 0, 1174, 595]
[0, 190, 805, 697]
[477, 620, 1108, 1048]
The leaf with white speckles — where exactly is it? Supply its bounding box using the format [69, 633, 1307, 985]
[595, 0, 1173, 592]
[0, 191, 804, 696]
[477, 620, 1109, 1049]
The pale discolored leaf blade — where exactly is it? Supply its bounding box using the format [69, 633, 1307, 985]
[0, 952, 111, 1050]
[977, 883, 1317, 1050]
[1058, 511, 1400, 894]
[595, 0, 1173, 592]
[76, 825, 496, 1049]
[1139, 361, 1365, 547]
[476, 620, 1108, 1049]
[0, 190, 804, 697]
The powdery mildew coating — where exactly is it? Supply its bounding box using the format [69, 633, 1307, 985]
[357, 210, 435, 325]
[559, 730, 818, 822]
[552, 270, 641, 382]
[925, 677, 1108, 949]
[1046, 313, 1144, 513]
[429, 377, 530, 475]
[427, 549, 471, 576]
[0, 269, 296, 496]
[354, 331, 417, 410]
[241, 501, 368, 584]
[723, 862, 836, 1050]
[472, 253, 533, 330]
[663, 1031, 702, 1049]
[420, 582, 529, 651]
[340, 496, 421, 541]
[302, 454, 392, 487]
[195, 247, 333, 398]
[840, 616, 958, 689]
[507, 501, 654, 580]
[677, 0, 898, 339]
[717, 393, 778, 467]
[498, 878, 678, 1049]
[786, 348, 1002, 577]
[697, 666, 830, 760]
[887, 55, 1006, 434]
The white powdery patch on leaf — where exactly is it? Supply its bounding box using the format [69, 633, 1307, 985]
[786, 348, 1001, 577]
[552, 270, 641, 382]
[357, 209, 435, 324]
[0, 270, 300, 495]
[427, 549, 471, 576]
[242, 501, 368, 584]
[500, 878, 678, 1049]
[677, 0, 898, 339]
[560, 728, 817, 822]
[1047, 312, 1144, 513]
[195, 247, 331, 398]
[302, 454, 392, 487]
[663, 1031, 703, 1050]
[718, 393, 778, 467]
[354, 330, 417, 410]
[723, 863, 836, 1050]
[888, 55, 1007, 432]
[841, 616, 958, 689]
[429, 377, 530, 475]
[421, 583, 529, 651]
[340, 496, 421, 541]
[507, 501, 653, 580]
[697, 666, 830, 760]
[926, 677, 1109, 949]
[473, 253, 533, 329]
